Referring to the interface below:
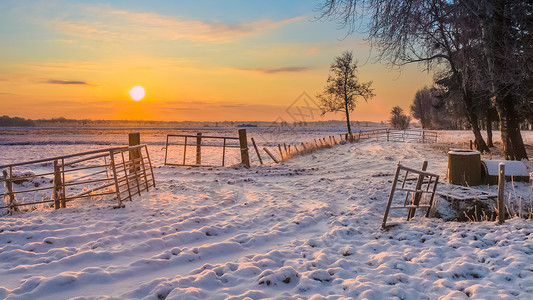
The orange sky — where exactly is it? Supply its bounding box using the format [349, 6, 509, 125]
[0, 1, 433, 122]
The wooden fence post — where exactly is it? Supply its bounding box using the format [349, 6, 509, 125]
[498, 163, 505, 224]
[196, 133, 202, 165]
[263, 147, 279, 163]
[250, 137, 263, 165]
[2, 169, 17, 213]
[278, 144, 284, 160]
[53, 160, 63, 209]
[129, 132, 141, 172]
[238, 129, 250, 167]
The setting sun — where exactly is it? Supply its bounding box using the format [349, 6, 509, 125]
[129, 86, 145, 101]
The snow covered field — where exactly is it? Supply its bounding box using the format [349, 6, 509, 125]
[0, 128, 532, 299]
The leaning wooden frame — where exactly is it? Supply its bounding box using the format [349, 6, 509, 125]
[0, 145, 155, 214]
[381, 161, 440, 229]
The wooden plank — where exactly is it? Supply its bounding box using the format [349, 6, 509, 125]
[263, 148, 279, 163]
[63, 153, 110, 166]
[0, 145, 142, 169]
[408, 161, 428, 220]
[166, 134, 239, 139]
[144, 145, 156, 189]
[109, 150, 123, 208]
[391, 205, 431, 209]
[251, 137, 263, 165]
[382, 162, 401, 229]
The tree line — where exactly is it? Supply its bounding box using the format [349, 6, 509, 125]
[318, 0, 532, 160]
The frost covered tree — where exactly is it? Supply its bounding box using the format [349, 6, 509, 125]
[390, 106, 411, 130]
[317, 51, 374, 140]
[317, 0, 531, 159]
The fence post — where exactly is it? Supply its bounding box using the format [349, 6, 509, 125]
[109, 150, 123, 208]
[263, 147, 279, 163]
[498, 163, 506, 224]
[196, 133, 202, 165]
[53, 160, 63, 209]
[251, 137, 263, 165]
[2, 169, 17, 213]
[164, 135, 169, 166]
[129, 132, 141, 172]
[278, 144, 284, 160]
[238, 129, 250, 167]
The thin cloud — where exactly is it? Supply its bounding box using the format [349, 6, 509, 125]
[234, 66, 313, 74]
[47, 5, 303, 43]
[46, 79, 89, 85]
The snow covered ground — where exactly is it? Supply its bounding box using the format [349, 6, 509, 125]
[0, 129, 532, 299]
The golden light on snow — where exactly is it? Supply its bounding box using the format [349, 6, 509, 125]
[129, 86, 145, 101]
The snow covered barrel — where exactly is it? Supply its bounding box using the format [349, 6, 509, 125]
[448, 149, 481, 186]
[481, 160, 530, 185]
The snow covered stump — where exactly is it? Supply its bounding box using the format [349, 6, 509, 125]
[447, 149, 481, 186]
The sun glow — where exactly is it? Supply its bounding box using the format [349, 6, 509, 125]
[129, 86, 145, 101]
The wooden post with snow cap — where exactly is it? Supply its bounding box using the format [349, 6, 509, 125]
[498, 163, 505, 224]
[238, 129, 250, 167]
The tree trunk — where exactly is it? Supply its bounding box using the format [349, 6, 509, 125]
[487, 108, 494, 147]
[462, 87, 490, 153]
[345, 102, 352, 141]
[499, 93, 528, 160]
[481, 0, 528, 160]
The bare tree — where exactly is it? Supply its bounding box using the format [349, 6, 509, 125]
[390, 106, 411, 130]
[317, 51, 375, 139]
[317, 0, 531, 159]
[466, 0, 530, 160]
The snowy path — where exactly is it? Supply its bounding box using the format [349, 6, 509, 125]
[1, 141, 532, 299]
